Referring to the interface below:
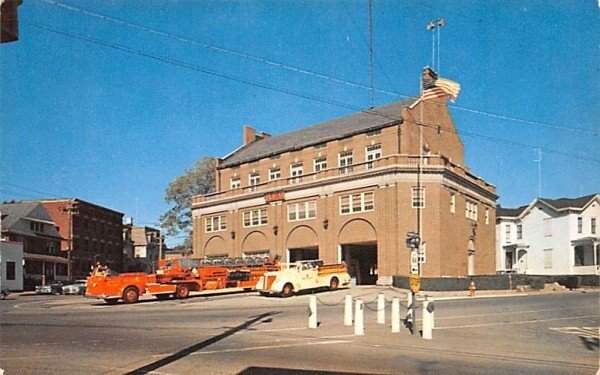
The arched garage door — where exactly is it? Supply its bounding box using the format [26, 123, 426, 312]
[286, 226, 319, 262]
[339, 219, 378, 285]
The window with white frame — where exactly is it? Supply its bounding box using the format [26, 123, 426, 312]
[465, 200, 478, 221]
[313, 156, 327, 173]
[288, 201, 317, 222]
[543, 218, 553, 236]
[242, 208, 268, 228]
[365, 144, 382, 169]
[450, 193, 456, 214]
[339, 191, 374, 214]
[230, 177, 241, 189]
[592, 217, 597, 235]
[269, 167, 281, 181]
[412, 187, 425, 208]
[290, 162, 303, 183]
[205, 215, 227, 233]
[249, 173, 260, 190]
[505, 224, 511, 241]
[543, 249, 553, 268]
[577, 217, 583, 234]
[338, 151, 353, 174]
[516, 224, 522, 239]
[485, 208, 490, 225]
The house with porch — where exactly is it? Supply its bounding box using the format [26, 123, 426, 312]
[496, 194, 599, 275]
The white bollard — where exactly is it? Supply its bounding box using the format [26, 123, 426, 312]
[354, 299, 364, 335]
[422, 298, 433, 340]
[377, 293, 385, 324]
[391, 297, 400, 333]
[431, 298, 435, 329]
[309, 295, 317, 329]
[406, 292, 413, 326]
[344, 294, 353, 326]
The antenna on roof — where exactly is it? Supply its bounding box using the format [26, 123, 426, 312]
[534, 148, 543, 197]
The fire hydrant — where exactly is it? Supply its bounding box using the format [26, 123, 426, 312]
[469, 281, 476, 297]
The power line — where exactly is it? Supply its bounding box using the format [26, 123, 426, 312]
[35, 0, 597, 137]
[0, 182, 64, 199]
[24, 21, 600, 165]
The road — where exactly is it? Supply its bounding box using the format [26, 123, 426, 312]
[0, 288, 598, 374]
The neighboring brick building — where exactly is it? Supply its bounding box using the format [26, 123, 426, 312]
[0, 201, 66, 288]
[192, 69, 497, 284]
[41, 199, 124, 279]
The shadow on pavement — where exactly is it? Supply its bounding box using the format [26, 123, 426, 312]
[124, 312, 279, 375]
[238, 367, 371, 375]
[579, 336, 599, 351]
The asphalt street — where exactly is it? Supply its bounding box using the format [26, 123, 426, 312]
[0, 288, 598, 374]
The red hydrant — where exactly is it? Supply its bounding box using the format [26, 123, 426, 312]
[469, 281, 476, 297]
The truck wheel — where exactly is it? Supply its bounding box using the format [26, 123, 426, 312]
[176, 284, 190, 299]
[329, 277, 339, 291]
[281, 283, 294, 298]
[123, 286, 139, 304]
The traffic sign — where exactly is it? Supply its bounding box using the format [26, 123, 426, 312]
[410, 249, 419, 274]
[409, 274, 420, 293]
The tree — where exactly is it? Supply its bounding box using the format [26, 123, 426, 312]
[160, 157, 216, 243]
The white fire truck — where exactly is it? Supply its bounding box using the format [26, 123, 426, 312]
[257, 260, 351, 297]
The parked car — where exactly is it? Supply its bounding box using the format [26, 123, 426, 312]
[62, 280, 87, 295]
[35, 281, 65, 295]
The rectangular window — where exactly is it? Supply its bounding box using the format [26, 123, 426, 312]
[6, 261, 15, 280]
[242, 208, 268, 228]
[465, 200, 478, 221]
[544, 218, 552, 236]
[230, 177, 241, 189]
[505, 225, 511, 241]
[338, 151, 353, 174]
[485, 208, 490, 225]
[269, 167, 281, 181]
[249, 173, 260, 190]
[543, 249, 553, 268]
[287, 201, 317, 222]
[313, 156, 327, 173]
[592, 218, 596, 235]
[339, 192, 374, 214]
[516, 224, 522, 240]
[450, 193, 456, 214]
[577, 217, 583, 234]
[290, 163, 303, 183]
[412, 187, 425, 208]
[205, 215, 227, 233]
[365, 144, 382, 169]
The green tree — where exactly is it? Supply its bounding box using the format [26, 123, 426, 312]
[160, 157, 216, 243]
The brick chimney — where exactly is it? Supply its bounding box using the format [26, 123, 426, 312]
[243, 125, 256, 145]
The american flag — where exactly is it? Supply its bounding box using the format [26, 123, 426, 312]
[422, 76, 461, 102]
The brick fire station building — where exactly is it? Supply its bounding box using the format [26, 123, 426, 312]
[192, 71, 497, 284]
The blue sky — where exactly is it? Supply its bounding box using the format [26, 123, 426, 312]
[1, 0, 598, 246]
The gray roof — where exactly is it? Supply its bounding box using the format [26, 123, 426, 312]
[219, 98, 417, 168]
[497, 194, 598, 218]
[497, 205, 527, 218]
[539, 194, 598, 210]
[0, 201, 61, 239]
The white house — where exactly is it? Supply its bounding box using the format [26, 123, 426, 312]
[496, 194, 599, 275]
[0, 241, 24, 291]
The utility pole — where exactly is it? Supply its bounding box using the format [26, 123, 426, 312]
[61, 201, 78, 280]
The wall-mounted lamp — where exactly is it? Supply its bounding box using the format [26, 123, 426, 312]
[230, 231, 236, 240]
[273, 225, 279, 235]
[323, 218, 329, 230]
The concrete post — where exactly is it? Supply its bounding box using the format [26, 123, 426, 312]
[354, 299, 364, 336]
[391, 297, 400, 333]
[406, 292, 413, 326]
[344, 294, 353, 326]
[377, 293, 385, 324]
[309, 295, 317, 329]
[422, 298, 433, 340]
